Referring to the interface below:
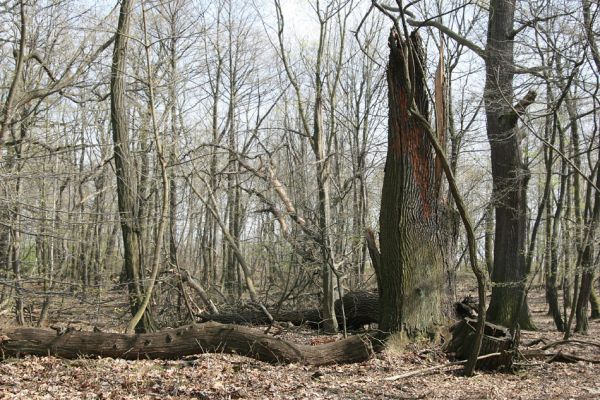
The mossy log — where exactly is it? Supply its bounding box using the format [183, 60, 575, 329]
[200, 291, 379, 330]
[0, 321, 379, 365]
[443, 318, 514, 370]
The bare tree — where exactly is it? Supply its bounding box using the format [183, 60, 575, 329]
[110, 0, 157, 333]
[273, 0, 358, 333]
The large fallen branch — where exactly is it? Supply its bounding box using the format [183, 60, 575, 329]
[200, 291, 379, 329]
[0, 322, 379, 365]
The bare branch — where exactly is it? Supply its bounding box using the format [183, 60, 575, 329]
[406, 18, 486, 59]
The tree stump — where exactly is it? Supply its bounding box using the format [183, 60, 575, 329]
[443, 318, 514, 370]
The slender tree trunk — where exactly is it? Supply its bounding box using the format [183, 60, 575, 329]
[273, 0, 342, 333]
[37, 150, 59, 327]
[484, 201, 494, 276]
[563, 176, 572, 311]
[202, 28, 223, 287]
[0, 215, 9, 308]
[0, 0, 26, 144]
[167, 7, 179, 272]
[223, 55, 240, 298]
[0, 0, 27, 325]
[167, 25, 185, 318]
[315, 97, 337, 334]
[8, 119, 26, 325]
[110, 0, 154, 333]
[125, 5, 171, 333]
[547, 158, 566, 330]
[312, 20, 337, 334]
[557, 54, 581, 316]
[575, 164, 600, 333]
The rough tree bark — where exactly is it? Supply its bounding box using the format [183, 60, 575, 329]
[0, 323, 377, 366]
[574, 0, 600, 334]
[484, 0, 536, 329]
[400, 0, 536, 331]
[377, 30, 447, 337]
[574, 166, 600, 333]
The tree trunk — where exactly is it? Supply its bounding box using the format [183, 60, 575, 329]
[575, 245, 596, 333]
[590, 289, 600, 319]
[0, 323, 377, 366]
[484, 201, 494, 276]
[574, 165, 600, 333]
[110, 0, 154, 333]
[573, 0, 600, 335]
[484, 0, 535, 329]
[572, 143, 600, 334]
[546, 108, 566, 331]
[378, 30, 447, 337]
[314, 50, 337, 335]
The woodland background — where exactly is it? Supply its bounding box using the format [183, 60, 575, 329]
[1, 0, 600, 397]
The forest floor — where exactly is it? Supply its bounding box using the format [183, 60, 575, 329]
[0, 283, 599, 399]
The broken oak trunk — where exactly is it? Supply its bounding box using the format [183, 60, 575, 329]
[378, 29, 449, 336]
[0, 321, 379, 365]
[443, 318, 514, 370]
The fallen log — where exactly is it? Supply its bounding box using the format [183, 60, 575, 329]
[0, 321, 379, 365]
[336, 291, 379, 328]
[200, 291, 379, 329]
[200, 308, 321, 327]
[443, 318, 514, 370]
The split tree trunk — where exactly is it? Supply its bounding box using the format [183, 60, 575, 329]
[0, 322, 377, 366]
[378, 30, 447, 337]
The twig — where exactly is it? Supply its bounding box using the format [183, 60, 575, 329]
[384, 352, 502, 381]
[523, 350, 600, 364]
[540, 339, 600, 351]
[524, 338, 548, 347]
